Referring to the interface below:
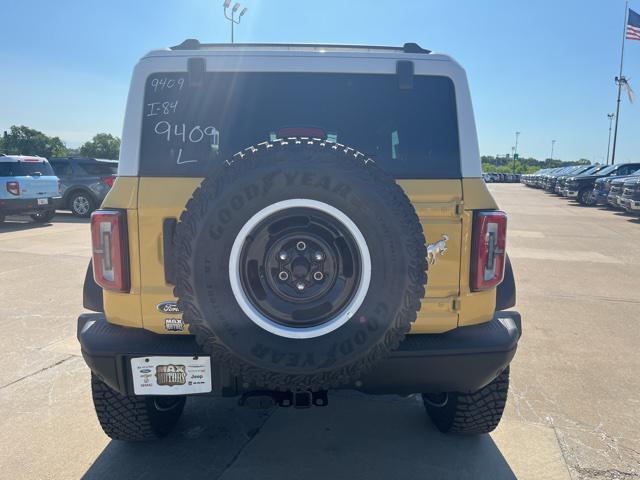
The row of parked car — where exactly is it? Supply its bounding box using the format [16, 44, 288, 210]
[0, 154, 117, 224]
[483, 173, 521, 183]
[521, 163, 640, 215]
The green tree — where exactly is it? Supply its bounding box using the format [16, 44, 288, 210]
[1, 125, 68, 157]
[79, 133, 121, 159]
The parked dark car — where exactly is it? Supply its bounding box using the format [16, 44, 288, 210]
[541, 166, 576, 192]
[49, 157, 118, 217]
[621, 176, 640, 215]
[554, 165, 598, 195]
[597, 168, 640, 208]
[545, 165, 591, 193]
[563, 163, 640, 205]
[522, 168, 555, 188]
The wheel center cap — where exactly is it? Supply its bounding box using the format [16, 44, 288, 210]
[291, 257, 310, 278]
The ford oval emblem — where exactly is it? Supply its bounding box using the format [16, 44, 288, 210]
[157, 301, 182, 314]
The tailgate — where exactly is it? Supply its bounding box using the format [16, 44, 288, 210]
[398, 180, 463, 333]
[17, 175, 59, 199]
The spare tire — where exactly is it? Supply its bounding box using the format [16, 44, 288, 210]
[174, 139, 427, 391]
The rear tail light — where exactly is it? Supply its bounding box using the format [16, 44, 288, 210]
[91, 210, 130, 292]
[102, 176, 115, 188]
[471, 211, 507, 291]
[6, 181, 20, 196]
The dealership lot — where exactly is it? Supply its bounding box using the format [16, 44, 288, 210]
[0, 185, 638, 480]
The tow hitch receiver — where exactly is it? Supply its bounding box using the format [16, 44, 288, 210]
[239, 390, 329, 409]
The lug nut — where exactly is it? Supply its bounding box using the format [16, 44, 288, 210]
[296, 282, 305, 291]
[313, 271, 324, 281]
[278, 251, 288, 261]
[278, 271, 289, 281]
[296, 241, 306, 251]
[313, 251, 324, 261]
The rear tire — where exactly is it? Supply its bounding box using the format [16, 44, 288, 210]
[70, 192, 95, 217]
[30, 209, 55, 223]
[422, 367, 509, 435]
[91, 373, 186, 441]
[0, 213, 5, 224]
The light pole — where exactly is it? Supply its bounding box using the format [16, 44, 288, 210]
[223, 1, 248, 43]
[512, 131, 520, 173]
[550, 140, 556, 162]
[606, 113, 615, 165]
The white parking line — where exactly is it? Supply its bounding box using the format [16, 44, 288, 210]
[509, 230, 545, 239]
[508, 247, 622, 264]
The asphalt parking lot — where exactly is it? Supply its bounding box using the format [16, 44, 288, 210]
[0, 185, 638, 480]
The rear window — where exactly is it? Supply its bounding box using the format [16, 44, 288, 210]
[0, 161, 55, 177]
[139, 72, 461, 179]
[78, 162, 118, 176]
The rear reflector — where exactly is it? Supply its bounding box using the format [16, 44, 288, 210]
[471, 211, 507, 291]
[91, 210, 130, 292]
[6, 181, 20, 196]
[102, 176, 115, 188]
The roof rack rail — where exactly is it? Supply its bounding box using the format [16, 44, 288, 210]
[170, 39, 431, 54]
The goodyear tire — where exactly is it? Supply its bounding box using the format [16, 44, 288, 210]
[91, 373, 186, 441]
[422, 367, 510, 435]
[174, 139, 427, 391]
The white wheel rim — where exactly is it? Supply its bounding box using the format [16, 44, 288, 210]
[228, 199, 372, 339]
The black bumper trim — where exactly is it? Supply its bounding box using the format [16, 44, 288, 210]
[0, 196, 59, 214]
[77, 311, 521, 396]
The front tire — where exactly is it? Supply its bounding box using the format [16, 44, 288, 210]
[91, 373, 186, 441]
[30, 209, 55, 223]
[422, 367, 509, 435]
[578, 187, 594, 206]
[69, 192, 95, 217]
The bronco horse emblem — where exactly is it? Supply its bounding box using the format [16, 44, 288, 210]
[427, 234, 449, 266]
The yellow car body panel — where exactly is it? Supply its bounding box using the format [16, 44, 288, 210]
[100, 177, 143, 328]
[101, 176, 499, 335]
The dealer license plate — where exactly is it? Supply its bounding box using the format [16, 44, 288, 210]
[37, 198, 48, 205]
[130, 356, 212, 395]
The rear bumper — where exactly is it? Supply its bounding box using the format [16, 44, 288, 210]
[607, 194, 622, 207]
[565, 189, 578, 198]
[622, 196, 640, 212]
[0, 196, 59, 215]
[77, 311, 522, 396]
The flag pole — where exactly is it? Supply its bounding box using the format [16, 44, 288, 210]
[611, 0, 629, 165]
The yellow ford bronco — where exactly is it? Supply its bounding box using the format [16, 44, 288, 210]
[78, 40, 520, 441]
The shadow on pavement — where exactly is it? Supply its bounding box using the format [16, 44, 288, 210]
[0, 217, 53, 232]
[0, 212, 88, 232]
[50, 211, 91, 224]
[82, 393, 515, 480]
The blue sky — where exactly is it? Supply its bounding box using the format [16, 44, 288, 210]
[1, 0, 639, 163]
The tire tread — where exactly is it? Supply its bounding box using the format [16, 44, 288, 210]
[173, 138, 428, 391]
[424, 367, 509, 435]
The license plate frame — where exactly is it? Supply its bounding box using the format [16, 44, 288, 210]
[130, 356, 212, 395]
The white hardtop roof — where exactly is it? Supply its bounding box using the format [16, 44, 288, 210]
[143, 40, 454, 62]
